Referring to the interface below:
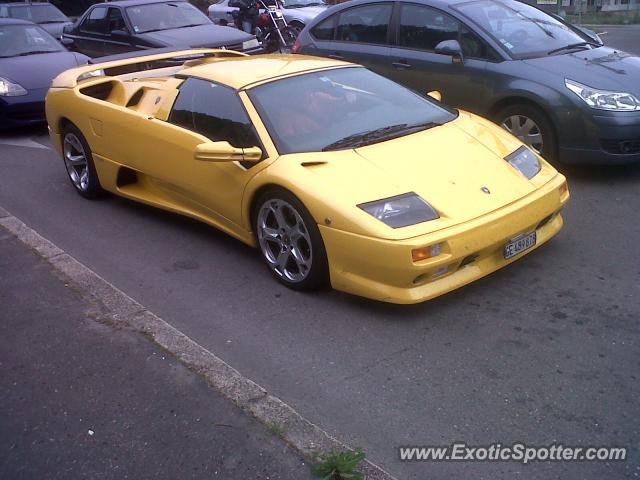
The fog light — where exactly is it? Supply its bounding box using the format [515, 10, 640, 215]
[412, 243, 443, 262]
[431, 266, 449, 278]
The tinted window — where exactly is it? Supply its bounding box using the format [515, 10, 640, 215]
[248, 67, 456, 154]
[106, 8, 126, 33]
[398, 4, 458, 51]
[169, 78, 260, 149]
[460, 26, 488, 59]
[336, 4, 392, 45]
[311, 16, 335, 41]
[4, 4, 68, 23]
[126, 2, 210, 34]
[80, 6, 108, 34]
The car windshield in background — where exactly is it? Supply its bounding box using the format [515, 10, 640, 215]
[455, 0, 589, 59]
[281, 0, 325, 8]
[126, 2, 210, 33]
[4, 5, 68, 23]
[248, 67, 457, 154]
[0, 24, 63, 57]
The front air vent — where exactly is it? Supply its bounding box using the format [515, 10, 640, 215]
[79, 82, 114, 100]
[126, 89, 144, 107]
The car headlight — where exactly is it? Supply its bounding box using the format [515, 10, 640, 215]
[505, 146, 540, 179]
[358, 193, 439, 228]
[242, 38, 260, 51]
[565, 79, 640, 111]
[0, 77, 28, 97]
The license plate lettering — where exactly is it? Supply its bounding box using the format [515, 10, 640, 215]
[504, 232, 537, 259]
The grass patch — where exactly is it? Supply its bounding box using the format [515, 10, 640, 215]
[311, 448, 366, 480]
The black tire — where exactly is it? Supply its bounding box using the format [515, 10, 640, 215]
[289, 21, 304, 36]
[279, 26, 298, 52]
[495, 103, 557, 162]
[61, 124, 105, 199]
[253, 187, 329, 290]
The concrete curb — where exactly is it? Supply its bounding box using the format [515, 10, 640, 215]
[0, 210, 398, 480]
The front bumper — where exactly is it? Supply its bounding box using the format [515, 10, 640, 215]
[0, 88, 47, 130]
[320, 174, 569, 304]
[559, 110, 640, 165]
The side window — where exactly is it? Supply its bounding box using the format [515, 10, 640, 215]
[336, 3, 392, 45]
[398, 4, 458, 51]
[460, 26, 490, 59]
[80, 6, 108, 34]
[106, 8, 126, 33]
[169, 78, 261, 149]
[311, 16, 335, 41]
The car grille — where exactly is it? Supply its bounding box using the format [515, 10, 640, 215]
[601, 138, 640, 155]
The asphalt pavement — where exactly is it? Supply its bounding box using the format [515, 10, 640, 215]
[0, 232, 313, 479]
[1, 30, 640, 480]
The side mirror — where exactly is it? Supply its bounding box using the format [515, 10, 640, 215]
[63, 24, 73, 34]
[427, 90, 442, 102]
[111, 29, 131, 41]
[60, 37, 74, 47]
[435, 40, 464, 64]
[195, 142, 262, 162]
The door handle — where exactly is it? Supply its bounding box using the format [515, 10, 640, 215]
[329, 53, 345, 60]
[392, 61, 412, 70]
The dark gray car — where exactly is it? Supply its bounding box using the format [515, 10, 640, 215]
[0, 2, 72, 39]
[62, 0, 263, 58]
[295, 0, 640, 164]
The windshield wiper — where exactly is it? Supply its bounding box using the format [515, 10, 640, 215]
[322, 121, 442, 151]
[38, 20, 66, 24]
[548, 41, 598, 55]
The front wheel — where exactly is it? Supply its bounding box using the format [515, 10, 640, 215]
[278, 26, 299, 53]
[254, 188, 328, 290]
[495, 104, 557, 162]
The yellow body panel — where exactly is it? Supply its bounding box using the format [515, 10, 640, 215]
[46, 51, 569, 303]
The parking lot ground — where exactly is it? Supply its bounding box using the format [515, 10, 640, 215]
[0, 232, 314, 480]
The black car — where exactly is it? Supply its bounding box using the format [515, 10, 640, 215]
[0, 18, 89, 129]
[0, 1, 72, 39]
[62, 0, 263, 58]
[295, 0, 640, 164]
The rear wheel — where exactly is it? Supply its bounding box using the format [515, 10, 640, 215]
[62, 124, 104, 199]
[254, 188, 328, 290]
[495, 104, 557, 161]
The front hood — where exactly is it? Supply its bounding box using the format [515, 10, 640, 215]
[274, 113, 548, 240]
[140, 24, 253, 48]
[0, 51, 83, 89]
[523, 46, 640, 96]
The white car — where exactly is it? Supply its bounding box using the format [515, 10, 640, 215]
[208, 0, 327, 32]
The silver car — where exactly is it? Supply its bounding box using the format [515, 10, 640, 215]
[208, 0, 327, 32]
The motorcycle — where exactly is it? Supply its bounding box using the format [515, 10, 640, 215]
[230, 0, 298, 53]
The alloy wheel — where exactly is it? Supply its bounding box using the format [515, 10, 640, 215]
[501, 115, 543, 154]
[257, 199, 313, 283]
[63, 133, 89, 192]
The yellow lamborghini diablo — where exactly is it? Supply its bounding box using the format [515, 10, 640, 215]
[46, 49, 569, 304]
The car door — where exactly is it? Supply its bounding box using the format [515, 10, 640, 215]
[73, 6, 109, 57]
[131, 78, 264, 228]
[389, 2, 493, 112]
[309, 3, 394, 78]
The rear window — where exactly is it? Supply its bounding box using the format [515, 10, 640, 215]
[335, 3, 392, 45]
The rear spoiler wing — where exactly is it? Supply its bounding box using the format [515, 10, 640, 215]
[51, 48, 247, 88]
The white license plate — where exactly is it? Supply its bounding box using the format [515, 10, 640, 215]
[504, 232, 537, 259]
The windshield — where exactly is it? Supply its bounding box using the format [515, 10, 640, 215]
[248, 67, 457, 154]
[281, 0, 326, 7]
[455, 0, 589, 59]
[126, 2, 210, 33]
[5, 4, 68, 23]
[0, 24, 63, 57]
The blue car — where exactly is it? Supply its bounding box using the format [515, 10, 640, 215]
[0, 18, 89, 130]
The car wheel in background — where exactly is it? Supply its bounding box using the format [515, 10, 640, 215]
[495, 104, 557, 162]
[254, 188, 328, 290]
[62, 124, 105, 199]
